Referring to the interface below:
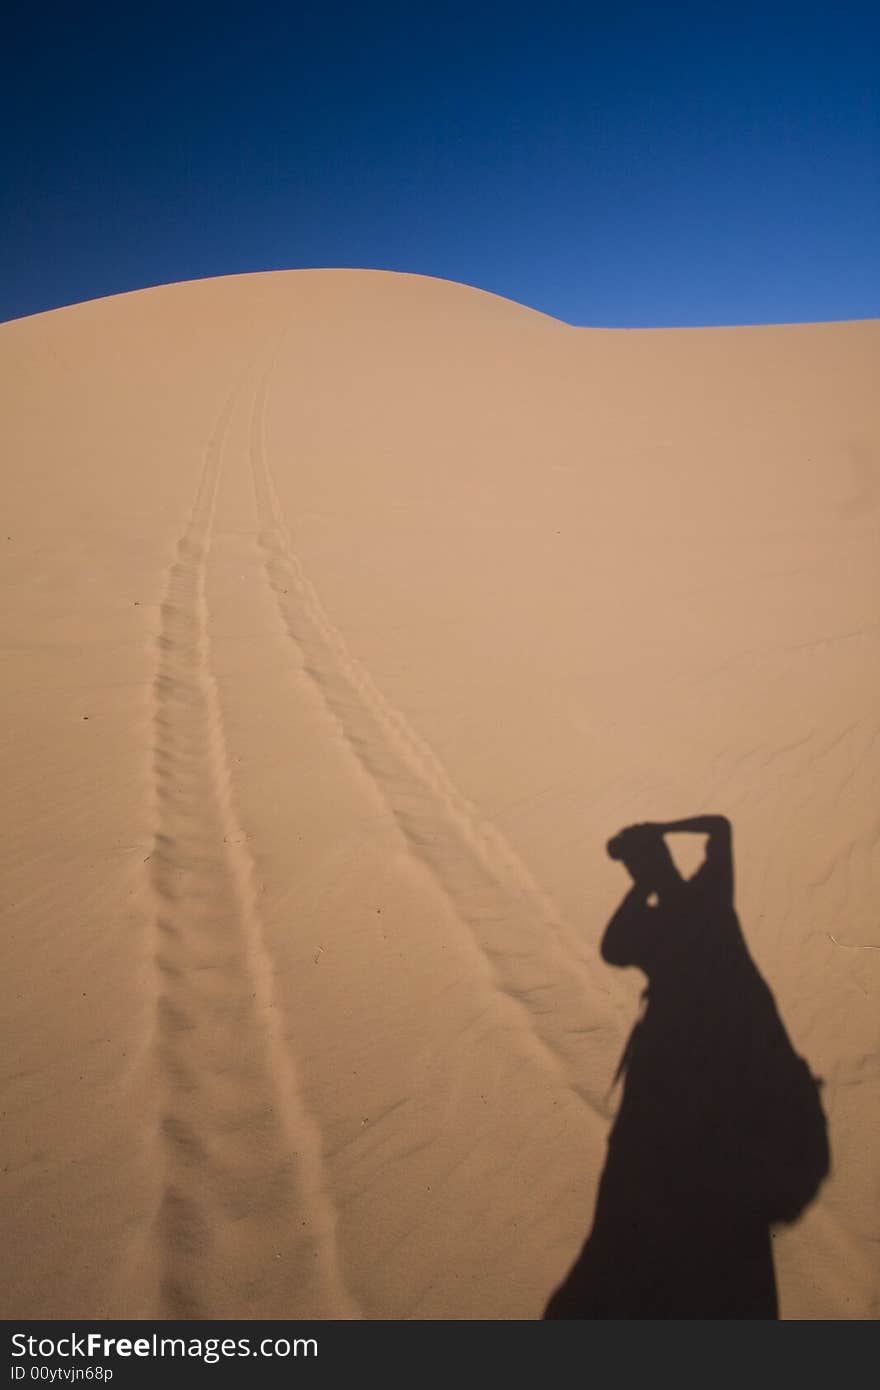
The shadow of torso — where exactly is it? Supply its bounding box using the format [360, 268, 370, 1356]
[546, 846, 829, 1319]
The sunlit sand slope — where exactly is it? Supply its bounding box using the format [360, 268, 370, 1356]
[1, 270, 877, 1318]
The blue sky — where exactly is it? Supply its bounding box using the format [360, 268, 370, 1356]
[3, 1, 878, 326]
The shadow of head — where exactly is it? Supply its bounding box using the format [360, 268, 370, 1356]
[607, 824, 677, 890]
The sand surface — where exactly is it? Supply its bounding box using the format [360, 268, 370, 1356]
[1, 270, 877, 1319]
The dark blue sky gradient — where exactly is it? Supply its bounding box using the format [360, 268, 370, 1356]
[3, 1, 878, 325]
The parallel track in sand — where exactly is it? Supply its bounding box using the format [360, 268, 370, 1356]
[148, 357, 359, 1318]
[247, 354, 621, 1113]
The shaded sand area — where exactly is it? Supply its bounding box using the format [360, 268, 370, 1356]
[1, 270, 878, 1318]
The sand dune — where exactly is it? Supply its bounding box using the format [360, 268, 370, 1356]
[1, 270, 877, 1318]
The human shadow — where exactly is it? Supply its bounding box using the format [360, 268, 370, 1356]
[545, 816, 829, 1319]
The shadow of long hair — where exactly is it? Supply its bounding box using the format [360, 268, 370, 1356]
[545, 816, 829, 1319]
